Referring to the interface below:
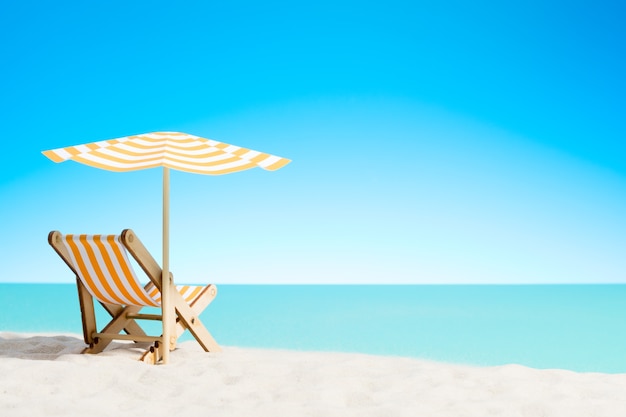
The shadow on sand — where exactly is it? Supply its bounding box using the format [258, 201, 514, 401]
[0, 333, 86, 360]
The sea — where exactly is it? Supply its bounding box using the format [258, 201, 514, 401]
[1, 284, 625, 374]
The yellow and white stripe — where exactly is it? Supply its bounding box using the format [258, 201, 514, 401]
[145, 282, 205, 306]
[62, 234, 205, 307]
[42, 131, 291, 174]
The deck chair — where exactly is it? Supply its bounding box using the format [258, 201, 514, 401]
[48, 229, 221, 364]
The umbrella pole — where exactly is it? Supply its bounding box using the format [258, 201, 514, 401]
[162, 167, 171, 364]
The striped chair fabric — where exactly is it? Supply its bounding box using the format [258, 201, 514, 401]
[62, 234, 204, 307]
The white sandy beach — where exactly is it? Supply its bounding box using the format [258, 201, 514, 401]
[1, 332, 625, 417]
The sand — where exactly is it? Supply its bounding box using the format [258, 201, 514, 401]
[1, 332, 625, 416]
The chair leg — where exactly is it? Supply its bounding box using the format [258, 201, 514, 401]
[170, 284, 221, 352]
[83, 304, 146, 354]
[174, 284, 218, 339]
[101, 304, 147, 338]
[140, 341, 163, 364]
[76, 278, 96, 346]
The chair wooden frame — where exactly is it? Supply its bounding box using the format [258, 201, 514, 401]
[48, 229, 221, 364]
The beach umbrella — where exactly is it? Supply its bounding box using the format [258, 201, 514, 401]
[42, 131, 290, 363]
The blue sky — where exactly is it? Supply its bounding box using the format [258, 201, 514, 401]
[1, 0, 625, 283]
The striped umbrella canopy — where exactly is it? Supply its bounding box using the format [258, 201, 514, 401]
[42, 131, 290, 173]
[43, 131, 290, 363]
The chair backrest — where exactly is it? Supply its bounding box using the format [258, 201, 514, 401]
[61, 234, 160, 307]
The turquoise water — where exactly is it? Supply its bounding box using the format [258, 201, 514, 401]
[1, 284, 625, 373]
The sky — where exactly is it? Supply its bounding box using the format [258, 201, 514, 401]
[1, 0, 625, 284]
